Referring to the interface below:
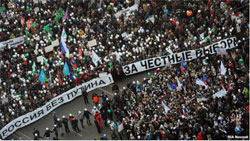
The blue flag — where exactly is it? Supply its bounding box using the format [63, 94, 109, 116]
[38, 69, 46, 83]
[168, 82, 177, 89]
[63, 62, 70, 76]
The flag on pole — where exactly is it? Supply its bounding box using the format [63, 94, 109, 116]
[27, 18, 33, 30]
[78, 45, 82, 59]
[168, 82, 177, 89]
[220, 61, 226, 75]
[216, 48, 227, 55]
[202, 73, 208, 85]
[71, 56, 78, 69]
[38, 69, 46, 83]
[61, 32, 69, 54]
[91, 50, 100, 66]
[241, 0, 246, 5]
[161, 101, 170, 113]
[61, 28, 67, 40]
[62, 8, 68, 20]
[63, 62, 70, 76]
[180, 58, 186, 72]
[58, 68, 62, 86]
[196, 78, 208, 88]
[21, 16, 25, 26]
[32, 62, 36, 75]
[48, 71, 52, 85]
[167, 48, 173, 54]
[176, 77, 182, 89]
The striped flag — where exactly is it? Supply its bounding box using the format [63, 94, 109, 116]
[78, 45, 82, 59]
[21, 16, 25, 26]
[168, 82, 177, 89]
[216, 48, 227, 55]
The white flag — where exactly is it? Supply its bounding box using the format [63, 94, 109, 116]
[161, 101, 170, 113]
[196, 78, 208, 88]
[167, 48, 173, 54]
[220, 61, 226, 75]
[176, 77, 182, 90]
[213, 89, 227, 99]
[91, 51, 100, 66]
[61, 28, 67, 40]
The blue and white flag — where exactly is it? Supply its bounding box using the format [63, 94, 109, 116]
[220, 61, 226, 75]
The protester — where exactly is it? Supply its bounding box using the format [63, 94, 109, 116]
[83, 108, 92, 125]
[77, 111, 85, 129]
[62, 115, 70, 133]
[81, 87, 89, 104]
[43, 128, 53, 140]
[33, 128, 43, 140]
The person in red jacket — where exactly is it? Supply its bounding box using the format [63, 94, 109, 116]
[94, 112, 102, 130]
[92, 95, 99, 106]
[197, 131, 204, 140]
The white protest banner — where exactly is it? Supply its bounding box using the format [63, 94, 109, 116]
[121, 32, 128, 38]
[0, 74, 114, 139]
[91, 51, 100, 66]
[118, 123, 124, 132]
[0, 36, 25, 49]
[122, 37, 237, 75]
[36, 56, 46, 63]
[44, 45, 54, 53]
[84, 51, 91, 56]
[213, 89, 227, 99]
[115, 4, 138, 18]
[87, 39, 97, 47]
[123, 50, 196, 75]
[44, 39, 59, 53]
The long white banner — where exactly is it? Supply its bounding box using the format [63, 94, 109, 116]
[0, 74, 114, 139]
[122, 37, 237, 75]
[0, 36, 25, 49]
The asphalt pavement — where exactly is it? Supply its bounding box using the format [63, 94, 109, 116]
[7, 70, 155, 140]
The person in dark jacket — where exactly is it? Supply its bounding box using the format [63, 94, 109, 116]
[84, 108, 92, 125]
[62, 115, 70, 133]
[43, 128, 53, 140]
[112, 83, 120, 93]
[82, 88, 89, 104]
[33, 128, 43, 140]
[52, 124, 59, 140]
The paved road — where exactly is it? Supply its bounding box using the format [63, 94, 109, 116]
[7, 70, 155, 140]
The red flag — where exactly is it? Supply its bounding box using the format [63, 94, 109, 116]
[227, 0, 230, 4]
[228, 60, 233, 69]
[71, 56, 78, 69]
[21, 16, 25, 27]
[27, 18, 33, 30]
[78, 45, 82, 59]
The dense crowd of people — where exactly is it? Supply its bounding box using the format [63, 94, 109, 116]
[0, 0, 249, 140]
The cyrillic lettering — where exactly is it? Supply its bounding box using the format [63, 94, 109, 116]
[147, 59, 154, 68]
[22, 117, 29, 124]
[140, 60, 148, 69]
[167, 54, 175, 64]
[14, 120, 21, 127]
[154, 58, 161, 66]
